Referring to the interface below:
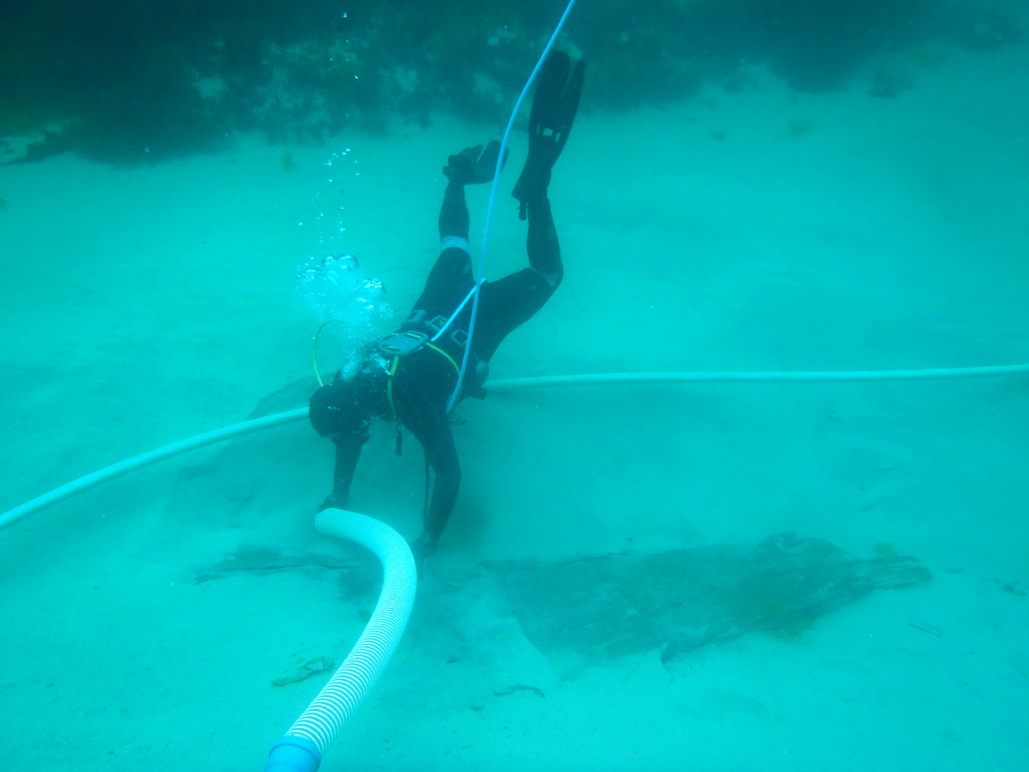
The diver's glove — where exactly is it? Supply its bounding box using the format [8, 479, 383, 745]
[318, 491, 348, 511]
[512, 51, 586, 219]
[443, 140, 508, 185]
[410, 532, 438, 569]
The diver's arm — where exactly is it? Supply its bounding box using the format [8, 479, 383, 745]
[424, 447, 461, 541]
[408, 404, 461, 557]
[320, 431, 365, 510]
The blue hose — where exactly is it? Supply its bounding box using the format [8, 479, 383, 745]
[266, 508, 417, 772]
[0, 408, 308, 532]
[3, 364, 1028, 532]
[443, 0, 580, 413]
[485, 363, 1029, 389]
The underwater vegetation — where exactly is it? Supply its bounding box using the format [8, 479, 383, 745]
[271, 656, 336, 687]
[0, 0, 1022, 164]
[495, 532, 932, 667]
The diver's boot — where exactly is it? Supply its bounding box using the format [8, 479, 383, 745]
[512, 51, 586, 219]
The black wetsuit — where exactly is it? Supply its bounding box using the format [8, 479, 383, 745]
[323, 179, 562, 545]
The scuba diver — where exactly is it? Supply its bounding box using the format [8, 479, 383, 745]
[308, 52, 585, 563]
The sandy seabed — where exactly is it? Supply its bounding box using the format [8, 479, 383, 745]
[2, 42, 1028, 771]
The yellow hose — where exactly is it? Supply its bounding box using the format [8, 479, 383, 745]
[311, 319, 340, 387]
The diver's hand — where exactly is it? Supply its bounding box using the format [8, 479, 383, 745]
[319, 491, 348, 511]
[410, 533, 438, 569]
[443, 141, 508, 185]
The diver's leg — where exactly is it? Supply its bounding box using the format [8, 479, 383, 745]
[471, 198, 562, 362]
[467, 52, 584, 352]
[512, 52, 585, 219]
[438, 179, 470, 248]
[526, 196, 562, 286]
[425, 139, 510, 289]
[407, 180, 474, 319]
[398, 398, 461, 561]
[411, 143, 511, 319]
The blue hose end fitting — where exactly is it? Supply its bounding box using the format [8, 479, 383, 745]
[266, 735, 322, 772]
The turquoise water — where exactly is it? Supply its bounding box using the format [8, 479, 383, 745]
[2, 4, 1028, 769]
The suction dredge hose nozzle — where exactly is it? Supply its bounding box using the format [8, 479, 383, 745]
[265, 509, 417, 772]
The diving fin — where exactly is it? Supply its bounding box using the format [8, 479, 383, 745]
[444, 140, 509, 185]
[512, 51, 586, 219]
